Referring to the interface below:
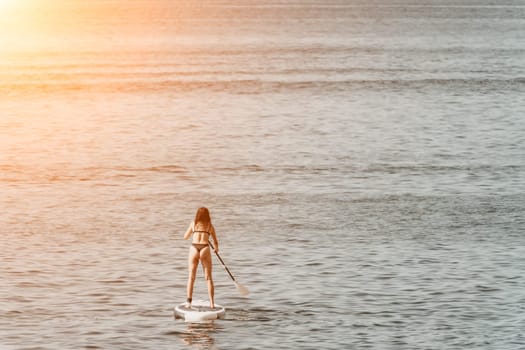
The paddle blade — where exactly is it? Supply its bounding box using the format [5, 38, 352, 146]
[235, 282, 250, 296]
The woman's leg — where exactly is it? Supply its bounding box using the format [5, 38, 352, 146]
[187, 245, 199, 305]
[200, 246, 214, 308]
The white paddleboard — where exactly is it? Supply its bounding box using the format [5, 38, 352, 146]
[174, 300, 226, 322]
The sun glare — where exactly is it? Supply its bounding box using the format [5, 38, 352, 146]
[0, 0, 14, 9]
[0, 0, 23, 15]
[0, 0, 33, 15]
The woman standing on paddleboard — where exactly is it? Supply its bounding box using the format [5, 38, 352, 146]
[183, 207, 219, 309]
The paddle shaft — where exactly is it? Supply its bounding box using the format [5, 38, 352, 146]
[208, 241, 237, 282]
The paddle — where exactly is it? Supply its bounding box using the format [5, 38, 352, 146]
[208, 240, 249, 296]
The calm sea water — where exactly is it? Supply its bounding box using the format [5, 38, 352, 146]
[1, 1, 525, 349]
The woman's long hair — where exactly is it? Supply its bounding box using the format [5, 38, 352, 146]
[194, 207, 211, 229]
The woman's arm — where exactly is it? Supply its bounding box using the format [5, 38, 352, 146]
[183, 221, 194, 240]
[210, 225, 219, 252]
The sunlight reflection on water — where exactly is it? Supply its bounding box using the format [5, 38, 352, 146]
[2, 1, 525, 349]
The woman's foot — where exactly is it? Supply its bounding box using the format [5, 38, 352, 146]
[185, 298, 192, 308]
